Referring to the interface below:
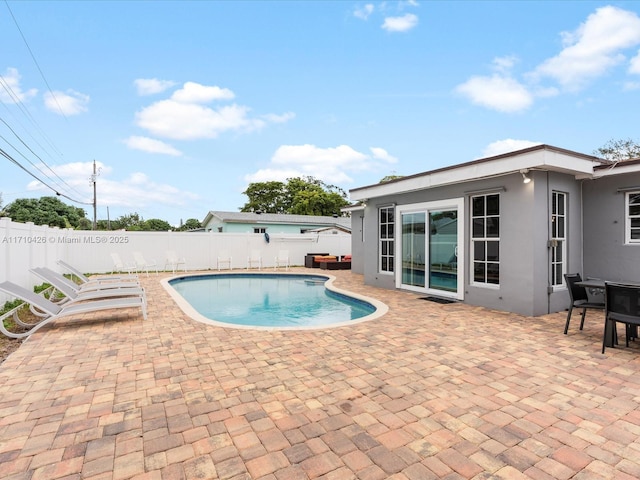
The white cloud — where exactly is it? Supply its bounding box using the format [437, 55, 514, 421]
[170, 81, 235, 103]
[354, 4, 374, 20]
[481, 139, 542, 158]
[455, 74, 533, 113]
[124, 136, 183, 156]
[533, 6, 640, 91]
[382, 13, 418, 32]
[136, 101, 264, 140]
[630, 50, 640, 74]
[26, 160, 198, 209]
[44, 89, 90, 116]
[262, 112, 296, 123]
[370, 147, 398, 163]
[134, 81, 292, 140]
[244, 144, 398, 185]
[0, 67, 37, 103]
[134, 78, 177, 95]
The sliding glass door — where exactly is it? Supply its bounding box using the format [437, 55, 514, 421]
[398, 199, 464, 299]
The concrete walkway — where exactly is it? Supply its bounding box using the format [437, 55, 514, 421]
[1, 269, 639, 480]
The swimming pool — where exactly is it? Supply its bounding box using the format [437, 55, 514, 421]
[162, 273, 388, 330]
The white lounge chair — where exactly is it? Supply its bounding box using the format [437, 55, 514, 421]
[0, 281, 147, 339]
[111, 253, 135, 275]
[133, 252, 158, 277]
[30, 268, 146, 308]
[217, 250, 232, 271]
[164, 251, 187, 273]
[274, 250, 289, 270]
[58, 260, 138, 283]
[247, 250, 262, 270]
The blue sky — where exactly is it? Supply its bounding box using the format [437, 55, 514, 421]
[1, 1, 640, 227]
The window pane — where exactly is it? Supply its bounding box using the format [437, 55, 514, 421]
[632, 229, 640, 240]
[380, 209, 388, 223]
[487, 241, 499, 261]
[557, 194, 565, 215]
[629, 205, 640, 216]
[381, 257, 388, 271]
[557, 217, 565, 238]
[487, 263, 499, 284]
[632, 218, 640, 227]
[474, 241, 485, 261]
[474, 262, 485, 283]
[486, 195, 499, 215]
[472, 197, 484, 216]
[629, 193, 640, 205]
[486, 218, 499, 237]
[381, 242, 388, 255]
[388, 257, 394, 271]
[388, 224, 394, 238]
[472, 218, 485, 237]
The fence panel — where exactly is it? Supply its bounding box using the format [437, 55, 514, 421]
[0, 217, 352, 304]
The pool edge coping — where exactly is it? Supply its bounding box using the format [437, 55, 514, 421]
[160, 270, 389, 331]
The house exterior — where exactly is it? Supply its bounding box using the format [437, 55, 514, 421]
[346, 144, 640, 317]
[202, 211, 351, 235]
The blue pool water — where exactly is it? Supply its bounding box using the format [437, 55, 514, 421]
[167, 273, 378, 328]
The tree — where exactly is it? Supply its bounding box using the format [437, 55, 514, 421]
[379, 174, 404, 183]
[145, 218, 172, 231]
[241, 181, 288, 213]
[0, 196, 88, 229]
[178, 218, 202, 231]
[241, 176, 350, 216]
[111, 213, 145, 231]
[594, 138, 640, 162]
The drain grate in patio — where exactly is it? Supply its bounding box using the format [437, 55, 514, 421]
[419, 296, 456, 304]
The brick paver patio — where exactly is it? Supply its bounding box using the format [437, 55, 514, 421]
[1, 269, 640, 480]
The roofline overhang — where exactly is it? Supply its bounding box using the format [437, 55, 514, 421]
[349, 144, 604, 201]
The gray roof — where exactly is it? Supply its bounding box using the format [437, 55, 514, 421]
[204, 211, 351, 229]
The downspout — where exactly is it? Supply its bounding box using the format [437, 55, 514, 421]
[546, 171, 551, 314]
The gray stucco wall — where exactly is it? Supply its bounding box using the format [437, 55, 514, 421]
[582, 173, 640, 283]
[354, 170, 586, 317]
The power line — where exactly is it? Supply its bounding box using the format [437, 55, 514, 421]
[0, 147, 92, 206]
[4, 0, 68, 120]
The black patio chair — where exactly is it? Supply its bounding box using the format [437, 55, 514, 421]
[563, 273, 605, 334]
[603, 282, 640, 353]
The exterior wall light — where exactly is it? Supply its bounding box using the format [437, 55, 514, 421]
[521, 169, 532, 184]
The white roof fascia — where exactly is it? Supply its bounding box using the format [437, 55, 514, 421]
[350, 148, 599, 201]
[592, 162, 640, 178]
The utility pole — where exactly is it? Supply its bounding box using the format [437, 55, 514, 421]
[90, 160, 100, 230]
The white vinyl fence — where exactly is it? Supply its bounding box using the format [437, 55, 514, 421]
[0, 217, 352, 304]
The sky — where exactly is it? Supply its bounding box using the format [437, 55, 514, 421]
[1, 1, 640, 227]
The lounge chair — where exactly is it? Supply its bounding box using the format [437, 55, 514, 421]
[217, 250, 232, 271]
[111, 253, 136, 275]
[274, 250, 289, 270]
[133, 252, 158, 276]
[0, 281, 147, 339]
[58, 260, 138, 283]
[247, 250, 262, 270]
[164, 251, 187, 273]
[30, 268, 146, 307]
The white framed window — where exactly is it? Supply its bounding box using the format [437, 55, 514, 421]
[471, 193, 499, 285]
[379, 206, 395, 273]
[626, 191, 640, 244]
[254, 227, 266, 234]
[551, 191, 567, 287]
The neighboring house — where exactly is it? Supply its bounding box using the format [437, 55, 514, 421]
[202, 211, 351, 235]
[345, 144, 640, 317]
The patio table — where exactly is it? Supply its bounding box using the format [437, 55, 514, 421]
[577, 279, 640, 348]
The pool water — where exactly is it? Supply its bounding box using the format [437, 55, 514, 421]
[167, 273, 379, 328]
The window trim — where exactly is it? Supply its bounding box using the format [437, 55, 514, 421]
[470, 193, 500, 288]
[550, 191, 567, 290]
[625, 191, 640, 244]
[378, 205, 395, 275]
